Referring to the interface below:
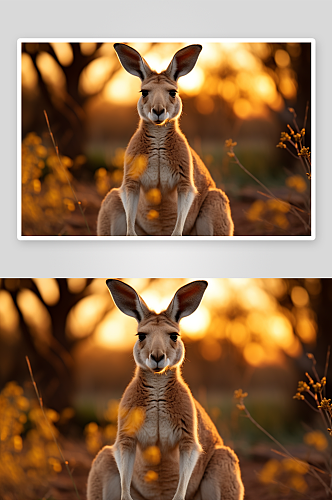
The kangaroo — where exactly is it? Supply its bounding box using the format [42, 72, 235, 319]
[87, 280, 244, 500]
[97, 44, 234, 236]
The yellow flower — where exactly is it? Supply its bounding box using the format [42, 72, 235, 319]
[293, 392, 305, 400]
[143, 446, 161, 465]
[259, 459, 280, 484]
[280, 132, 291, 142]
[147, 209, 159, 220]
[286, 175, 307, 193]
[225, 139, 237, 148]
[144, 470, 158, 482]
[282, 458, 309, 475]
[297, 381, 310, 392]
[304, 430, 328, 451]
[318, 398, 332, 410]
[246, 199, 265, 221]
[298, 147, 311, 158]
[287, 125, 295, 135]
[234, 389, 248, 400]
[121, 407, 145, 436]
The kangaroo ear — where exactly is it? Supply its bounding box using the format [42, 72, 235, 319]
[165, 281, 208, 323]
[114, 43, 152, 81]
[106, 279, 150, 322]
[165, 44, 202, 81]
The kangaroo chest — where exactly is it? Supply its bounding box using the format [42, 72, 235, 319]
[140, 134, 177, 192]
[137, 383, 181, 450]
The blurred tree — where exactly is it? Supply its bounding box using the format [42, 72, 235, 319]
[22, 42, 311, 160]
[280, 279, 332, 403]
[0, 278, 97, 410]
[310, 279, 332, 381]
[22, 43, 108, 158]
[1, 278, 328, 412]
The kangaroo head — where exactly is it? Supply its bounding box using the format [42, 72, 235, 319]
[114, 43, 202, 126]
[106, 279, 208, 373]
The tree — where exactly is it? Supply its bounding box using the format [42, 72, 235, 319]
[1, 278, 96, 410]
[23, 42, 107, 159]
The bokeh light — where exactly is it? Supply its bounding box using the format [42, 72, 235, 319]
[23, 41, 303, 120]
[1, 279, 319, 366]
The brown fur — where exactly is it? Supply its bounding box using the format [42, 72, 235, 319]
[87, 281, 244, 500]
[97, 44, 234, 237]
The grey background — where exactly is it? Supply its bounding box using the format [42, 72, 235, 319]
[0, 0, 329, 278]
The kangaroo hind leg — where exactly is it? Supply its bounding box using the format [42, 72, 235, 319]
[194, 189, 234, 236]
[194, 446, 244, 500]
[87, 446, 121, 500]
[97, 188, 127, 236]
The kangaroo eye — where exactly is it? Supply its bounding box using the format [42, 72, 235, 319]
[141, 90, 149, 98]
[169, 90, 177, 98]
[137, 333, 147, 342]
[170, 333, 179, 342]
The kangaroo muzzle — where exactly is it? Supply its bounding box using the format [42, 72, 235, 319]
[148, 108, 170, 124]
[146, 352, 170, 372]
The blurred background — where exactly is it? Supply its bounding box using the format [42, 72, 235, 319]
[21, 41, 312, 237]
[0, 278, 330, 499]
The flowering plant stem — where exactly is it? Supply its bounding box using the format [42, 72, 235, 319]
[241, 405, 332, 496]
[229, 147, 310, 232]
[26, 356, 81, 499]
[44, 110, 91, 236]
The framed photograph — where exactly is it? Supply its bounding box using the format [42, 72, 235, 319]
[18, 39, 315, 240]
[0, 277, 330, 498]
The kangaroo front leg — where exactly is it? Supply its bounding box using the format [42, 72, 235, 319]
[120, 181, 140, 236]
[172, 442, 201, 500]
[172, 185, 197, 236]
[113, 441, 136, 500]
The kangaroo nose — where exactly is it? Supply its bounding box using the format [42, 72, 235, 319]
[151, 353, 165, 364]
[152, 108, 165, 117]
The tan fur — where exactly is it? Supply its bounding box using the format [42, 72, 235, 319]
[87, 281, 244, 500]
[97, 44, 234, 236]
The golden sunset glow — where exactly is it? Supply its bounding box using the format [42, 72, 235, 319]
[67, 278, 87, 294]
[64, 279, 317, 367]
[291, 286, 309, 307]
[178, 66, 205, 95]
[1, 279, 318, 367]
[67, 294, 110, 339]
[23, 42, 301, 119]
[0, 290, 19, 334]
[94, 308, 137, 349]
[35, 52, 66, 91]
[50, 42, 73, 66]
[80, 42, 98, 56]
[16, 289, 51, 338]
[103, 69, 140, 105]
[181, 306, 211, 339]
[21, 53, 38, 90]
[79, 57, 115, 95]
[33, 278, 60, 306]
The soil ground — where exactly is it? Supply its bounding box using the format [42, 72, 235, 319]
[45, 440, 326, 500]
[37, 182, 309, 238]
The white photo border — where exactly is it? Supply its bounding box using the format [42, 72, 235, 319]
[17, 38, 316, 241]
